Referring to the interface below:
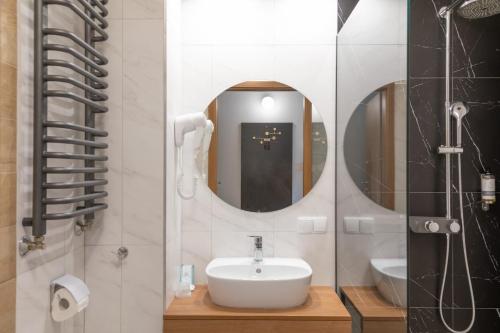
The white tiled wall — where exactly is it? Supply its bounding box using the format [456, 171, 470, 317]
[336, 0, 407, 287]
[165, 0, 183, 307]
[174, 0, 338, 286]
[83, 1, 165, 333]
[17, 0, 166, 332]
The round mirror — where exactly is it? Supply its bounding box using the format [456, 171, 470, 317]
[344, 81, 407, 213]
[198, 81, 327, 213]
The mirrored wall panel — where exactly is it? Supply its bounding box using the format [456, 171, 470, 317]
[336, 0, 407, 332]
[344, 81, 407, 214]
[199, 81, 327, 213]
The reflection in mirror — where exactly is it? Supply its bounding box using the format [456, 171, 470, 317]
[344, 81, 407, 214]
[200, 81, 327, 213]
[336, 0, 407, 331]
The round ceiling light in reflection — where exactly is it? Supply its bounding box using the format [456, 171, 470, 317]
[261, 96, 275, 111]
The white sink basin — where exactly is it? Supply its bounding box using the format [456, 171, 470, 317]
[206, 257, 312, 309]
[370, 258, 407, 307]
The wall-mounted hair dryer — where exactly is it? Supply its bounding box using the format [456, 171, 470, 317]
[174, 113, 214, 200]
[194, 120, 214, 181]
[175, 113, 211, 147]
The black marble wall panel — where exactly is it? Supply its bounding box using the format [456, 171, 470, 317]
[338, 0, 359, 32]
[409, 0, 500, 332]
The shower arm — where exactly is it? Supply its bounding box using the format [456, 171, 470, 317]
[439, 0, 464, 17]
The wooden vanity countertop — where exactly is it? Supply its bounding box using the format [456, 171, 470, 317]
[340, 286, 407, 321]
[165, 285, 351, 321]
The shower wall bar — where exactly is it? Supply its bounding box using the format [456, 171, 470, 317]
[22, 0, 109, 246]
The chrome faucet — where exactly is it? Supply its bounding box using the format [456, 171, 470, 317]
[249, 236, 263, 262]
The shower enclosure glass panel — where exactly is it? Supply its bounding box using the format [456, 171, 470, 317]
[336, 1, 407, 332]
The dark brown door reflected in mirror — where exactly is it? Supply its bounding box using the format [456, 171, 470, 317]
[241, 123, 293, 212]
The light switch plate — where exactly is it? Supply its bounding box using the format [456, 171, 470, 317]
[344, 217, 360, 234]
[297, 216, 327, 234]
[359, 218, 375, 234]
[297, 217, 314, 234]
[344, 216, 375, 234]
[313, 217, 327, 233]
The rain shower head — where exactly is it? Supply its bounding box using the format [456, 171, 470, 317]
[439, 0, 500, 18]
[457, 0, 500, 18]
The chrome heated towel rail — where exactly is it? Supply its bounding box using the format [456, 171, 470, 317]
[22, 0, 109, 251]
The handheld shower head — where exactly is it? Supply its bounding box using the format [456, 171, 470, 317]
[451, 101, 469, 120]
[457, 0, 500, 19]
[450, 101, 469, 147]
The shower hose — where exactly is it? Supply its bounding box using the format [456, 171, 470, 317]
[439, 154, 476, 333]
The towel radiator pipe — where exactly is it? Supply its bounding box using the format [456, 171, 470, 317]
[21, 0, 110, 254]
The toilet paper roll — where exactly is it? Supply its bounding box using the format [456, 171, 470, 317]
[51, 287, 89, 322]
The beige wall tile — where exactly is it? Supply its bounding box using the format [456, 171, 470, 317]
[0, 173, 15, 228]
[0, 118, 15, 173]
[0, 278, 15, 333]
[0, 63, 17, 120]
[0, 225, 15, 283]
[0, 1, 16, 331]
[0, 0, 17, 67]
[0, 0, 16, 21]
[124, 0, 163, 19]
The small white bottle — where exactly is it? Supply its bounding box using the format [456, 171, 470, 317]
[481, 172, 496, 211]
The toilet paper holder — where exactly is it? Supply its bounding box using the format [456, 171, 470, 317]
[51, 274, 90, 322]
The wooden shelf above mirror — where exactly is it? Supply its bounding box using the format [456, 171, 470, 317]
[228, 81, 296, 91]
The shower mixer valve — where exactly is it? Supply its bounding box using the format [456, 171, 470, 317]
[424, 220, 440, 233]
[409, 217, 461, 235]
